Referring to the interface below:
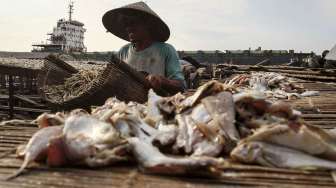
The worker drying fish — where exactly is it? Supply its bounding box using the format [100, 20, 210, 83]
[102, 2, 186, 94]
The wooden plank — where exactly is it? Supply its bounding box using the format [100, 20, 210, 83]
[0, 64, 39, 77]
[0, 105, 50, 113]
[14, 95, 45, 108]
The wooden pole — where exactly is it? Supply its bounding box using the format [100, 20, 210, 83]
[8, 75, 14, 119]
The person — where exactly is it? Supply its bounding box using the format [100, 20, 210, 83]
[318, 50, 329, 67]
[179, 58, 198, 89]
[305, 52, 320, 68]
[324, 48, 336, 69]
[180, 56, 206, 89]
[102, 2, 185, 94]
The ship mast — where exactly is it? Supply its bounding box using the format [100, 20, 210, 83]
[68, 1, 74, 21]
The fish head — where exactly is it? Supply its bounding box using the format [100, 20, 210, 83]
[231, 142, 262, 163]
[35, 113, 65, 128]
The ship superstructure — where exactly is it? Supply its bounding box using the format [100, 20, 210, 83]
[32, 2, 86, 52]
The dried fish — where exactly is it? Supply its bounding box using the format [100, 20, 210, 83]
[0, 119, 36, 127]
[6, 78, 334, 181]
[144, 89, 163, 126]
[35, 112, 65, 128]
[227, 72, 319, 100]
[5, 126, 63, 180]
[152, 122, 178, 146]
[178, 80, 234, 112]
[173, 113, 224, 157]
[241, 124, 336, 161]
[231, 141, 336, 170]
[127, 137, 222, 174]
[202, 92, 239, 142]
[62, 115, 123, 163]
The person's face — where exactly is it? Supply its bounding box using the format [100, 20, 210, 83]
[124, 16, 150, 43]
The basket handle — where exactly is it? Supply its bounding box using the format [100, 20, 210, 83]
[45, 55, 79, 74]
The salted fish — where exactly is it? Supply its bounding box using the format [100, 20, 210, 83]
[127, 137, 222, 174]
[35, 112, 65, 128]
[231, 141, 336, 170]
[201, 91, 239, 142]
[242, 124, 336, 161]
[6, 126, 63, 180]
[173, 113, 223, 157]
[144, 89, 163, 126]
[178, 80, 228, 112]
[62, 115, 123, 162]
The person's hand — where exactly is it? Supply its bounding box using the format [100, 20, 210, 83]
[146, 74, 164, 90]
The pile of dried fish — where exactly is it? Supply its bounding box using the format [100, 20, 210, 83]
[43, 69, 101, 102]
[2, 80, 336, 182]
[226, 72, 320, 100]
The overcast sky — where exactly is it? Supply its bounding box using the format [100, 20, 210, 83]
[0, 0, 335, 54]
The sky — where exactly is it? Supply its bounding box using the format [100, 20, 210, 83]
[0, 0, 335, 54]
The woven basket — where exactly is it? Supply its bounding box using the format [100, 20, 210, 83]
[38, 56, 149, 111]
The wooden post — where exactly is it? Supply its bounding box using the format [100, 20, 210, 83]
[0, 75, 5, 89]
[20, 76, 24, 94]
[8, 75, 14, 119]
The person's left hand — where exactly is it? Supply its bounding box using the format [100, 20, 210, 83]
[146, 74, 165, 89]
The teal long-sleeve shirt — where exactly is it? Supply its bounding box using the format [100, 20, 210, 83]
[118, 42, 185, 82]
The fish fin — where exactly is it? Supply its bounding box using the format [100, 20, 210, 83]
[5, 155, 30, 180]
[331, 171, 336, 184]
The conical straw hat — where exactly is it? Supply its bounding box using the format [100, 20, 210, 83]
[102, 1, 170, 42]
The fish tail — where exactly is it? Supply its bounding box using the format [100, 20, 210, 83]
[5, 157, 30, 181]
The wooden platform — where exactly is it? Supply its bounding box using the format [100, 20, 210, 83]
[0, 77, 336, 187]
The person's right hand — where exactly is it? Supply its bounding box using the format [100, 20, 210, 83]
[146, 74, 164, 90]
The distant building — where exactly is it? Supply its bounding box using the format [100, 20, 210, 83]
[32, 2, 86, 53]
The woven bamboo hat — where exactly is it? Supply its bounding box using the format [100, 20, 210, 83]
[102, 1, 170, 42]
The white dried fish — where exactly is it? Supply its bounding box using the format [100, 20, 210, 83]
[202, 92, 239, 142]
[173, 114, 223, 157]
[152, 122, 178, 146]
[228, 72, 318, 100]
[178, 80, 229, 112]
[190, 103, 212, 124]
[5, 126, 63, 180]
[300, 90, 320, 97]
[242, 124, 336, 161]
[62, 115, 123, 162]
[231, 141, 336, 170]
[144, 89, 163, 126]
[127, 137, 222, 174]
[35, 112, 65, 128]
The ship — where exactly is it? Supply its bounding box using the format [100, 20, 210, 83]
[32, 1, 86, 53]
